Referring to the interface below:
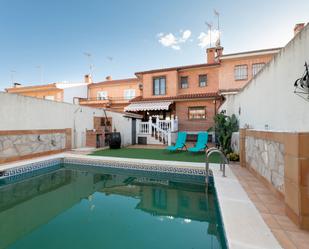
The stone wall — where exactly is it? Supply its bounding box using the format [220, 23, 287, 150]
[0, 129, 71, 164]
[245, 136, 285, 193]
[239, 128, 309, 229]
[231, 132, 240, 153]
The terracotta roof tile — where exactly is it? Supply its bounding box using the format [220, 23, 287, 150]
[135, 63, 220, 75]
[89, 78, 138, 87]
[130, 92, 220, 102]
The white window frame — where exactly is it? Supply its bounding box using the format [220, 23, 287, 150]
[124, 89, 136, 100]
[188, 106, 207, 120]
[180, 76, 189, 89]
[234, 65, 248, 80]
[97, 91, 108, 100]
[252, 63, 265, 76]
[44, 95, 55, 101]
[199, 74, 207, 87]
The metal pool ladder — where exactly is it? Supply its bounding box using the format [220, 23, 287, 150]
[205, 147, 228, 185]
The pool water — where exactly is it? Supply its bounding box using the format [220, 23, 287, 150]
[0, 163, 227, 249]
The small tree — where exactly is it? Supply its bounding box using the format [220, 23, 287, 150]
[214, 113, 239, 154]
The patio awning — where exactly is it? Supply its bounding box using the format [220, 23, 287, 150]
[125, 101, 172, 112]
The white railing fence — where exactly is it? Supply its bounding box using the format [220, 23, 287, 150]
[136, 116, 178, 145]
[139, 122, 150, 134]
[151, 123, 169, 145]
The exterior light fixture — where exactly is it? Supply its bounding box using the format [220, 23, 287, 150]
[294, 62, 309, 101]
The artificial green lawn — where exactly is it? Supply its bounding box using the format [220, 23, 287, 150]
[89, 148, 221, 163]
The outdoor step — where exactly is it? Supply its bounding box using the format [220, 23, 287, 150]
[136, 134, 165, 145]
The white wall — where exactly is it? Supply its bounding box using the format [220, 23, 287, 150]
[0, 92, 134, 147]
[105, 110, 133, 146]
[56, 83, 89, 104]
[220, 25, 309, 132]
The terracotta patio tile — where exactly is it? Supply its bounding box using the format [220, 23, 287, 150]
[241, 185, 255, 194]
[230, 164, 309, 248]
[273, 215, 300, 232]
[267, 203, 286, 215]
[257, 193, 282, 205]
[261, 213, 281, 229]
[254, 186, 272, 195]
[271, 229, 297, 249]
[247, 193, 261, 203]
[254, 202, 270, 214]
[285, 230, 309, 248]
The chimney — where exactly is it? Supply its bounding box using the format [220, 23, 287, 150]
[105, 76, 112, 81]
[84, 74, 93, 84]
[216, 46, 224, 59]
[294, 23, 305, 36]
[206, 48, 216, 64]
[13, 82, 21, 88]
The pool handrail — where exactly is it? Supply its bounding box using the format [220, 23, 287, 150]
[205, 148, 228, 185]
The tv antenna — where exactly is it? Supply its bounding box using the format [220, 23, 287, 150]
[84, 52, 94, 76]
[10, 70, 16, 84]
[214, 9, 221, 46]
[214, 9, 220, 31]
[205, 22, 213, 47]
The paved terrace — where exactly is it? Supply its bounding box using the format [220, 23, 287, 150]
[231, 165, 309, 249]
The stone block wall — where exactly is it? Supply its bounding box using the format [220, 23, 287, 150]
[0, 129, 71, 164]
[245, 136, 285, 193]
[239, 129, 309, 230]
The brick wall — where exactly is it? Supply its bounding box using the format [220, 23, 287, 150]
[141, 70, 179, 98]
[175, 100, 217, 131]
[88, 79, 140, 99]
[178, 67, 219, 95]
[219, 54, 274, 91]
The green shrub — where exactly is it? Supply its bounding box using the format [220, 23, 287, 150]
[227, 152, 239, 161]
[214, 113, 239, 154]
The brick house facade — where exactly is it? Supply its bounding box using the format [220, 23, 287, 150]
[5, 46, 281, 133]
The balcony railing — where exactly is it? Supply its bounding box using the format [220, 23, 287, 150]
[78, 96, 134, 104]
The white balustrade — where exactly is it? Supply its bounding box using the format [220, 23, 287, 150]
[139, 122, 150, 134]
[136, 116, 179, 145]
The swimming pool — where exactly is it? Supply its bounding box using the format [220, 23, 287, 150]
[0, 162, 227, 249]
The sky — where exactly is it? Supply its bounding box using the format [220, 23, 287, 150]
[0, 0, 308, 89]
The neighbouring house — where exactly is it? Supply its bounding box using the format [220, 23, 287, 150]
[218, 47, 281, 96]
[79, 46, 279, 134]
[121, 46, 279, 145]
[5, 74, 93, 104]
[78, 76, 141, 111]
[5, 26, 290, 145]
[6, 83, 64, 102]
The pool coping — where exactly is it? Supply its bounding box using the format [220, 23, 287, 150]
[0, 153, 282, 249]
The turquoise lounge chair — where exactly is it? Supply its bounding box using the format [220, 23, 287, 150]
[166, 131, 187, 151]
[188, 132, 208, 152]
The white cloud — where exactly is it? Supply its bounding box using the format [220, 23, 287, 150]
[171, 45, 181, 50]
[158, 29, 192, 50]
[158, 33, 178, 47]
[198, 29, 220, 48]
[182, 30, 191, 41]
